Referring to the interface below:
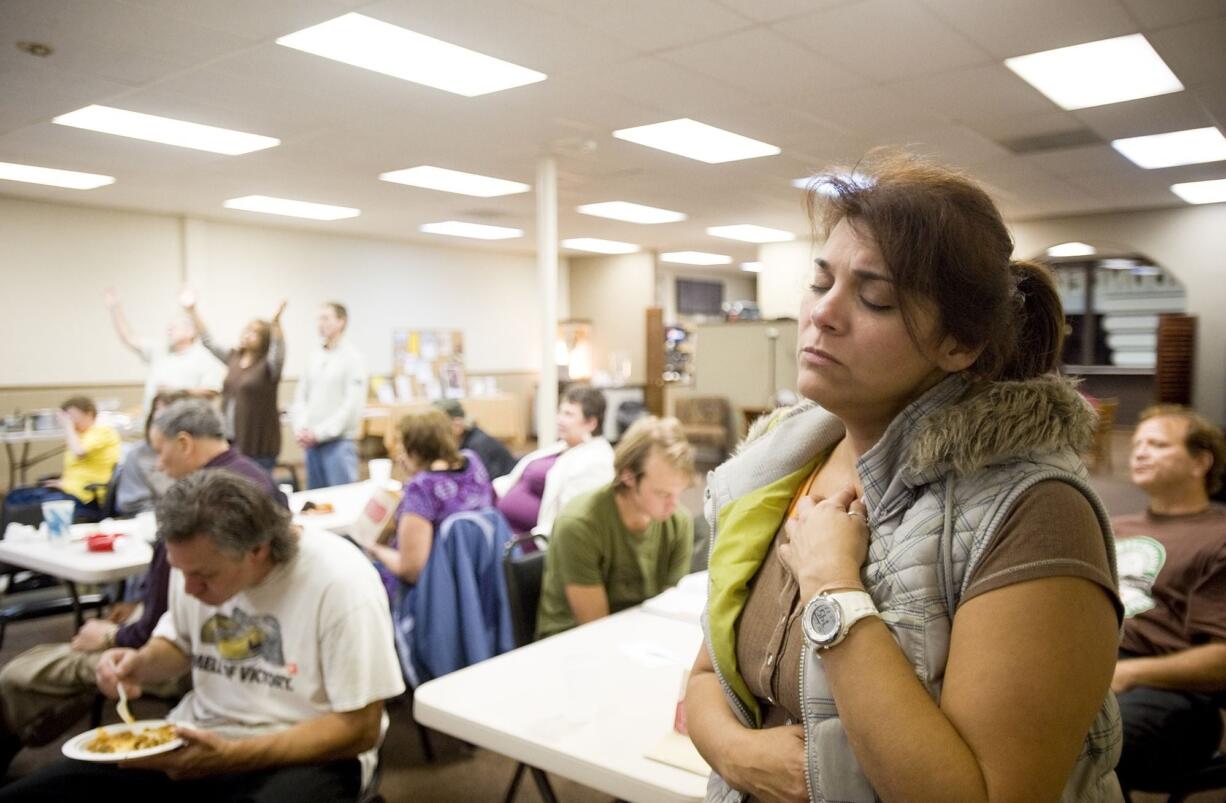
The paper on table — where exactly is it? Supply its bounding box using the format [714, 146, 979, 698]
[641, 571, 709, 623]
[645, 729, 711, 776]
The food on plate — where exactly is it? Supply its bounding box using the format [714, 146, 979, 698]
[83, 723, 176, 754]
[299, 501, 334, 515]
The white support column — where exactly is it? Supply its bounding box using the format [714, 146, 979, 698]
[536, 156, 559, 443]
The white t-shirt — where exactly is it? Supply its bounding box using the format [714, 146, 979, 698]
[139, 340, 224, 411]
[152, 528, 405, 790]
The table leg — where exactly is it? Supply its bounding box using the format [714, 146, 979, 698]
[66, 580, 84, 631]
[530, 767, 558, 803]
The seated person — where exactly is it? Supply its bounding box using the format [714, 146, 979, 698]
[536, 416, 695, 639]
[0, 400, 286, 773]
[365, 409, 494, 597]
[5, 396, 121, 520]
[0, 471, 404, 802]
[494, 386, 614, 536]
[433, 398, 516, 479]
[1112, 405, 1226, 791]
[111, 390, 185, 515]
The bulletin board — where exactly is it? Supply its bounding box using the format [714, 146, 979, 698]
[391, 329, 466, 400]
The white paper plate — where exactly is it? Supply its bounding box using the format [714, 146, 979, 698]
[62, 719, 185, 762]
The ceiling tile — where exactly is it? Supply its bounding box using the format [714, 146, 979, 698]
[919, 0, 1137, 59]
[581, 56, 761, 118]
[889, 64, 1059, 124]
[660, 27, 868, 103]
[777, 0, 992, 82]
[519, 0, 752, 51]
[1072, 92, 1217, 141]
[1148, 17, 1226, 88]
[117, 0, 371, 40]
[1118, 0, 1226, 29]
[714, 0, 852, 23]
[1020, 143, 1136, 177]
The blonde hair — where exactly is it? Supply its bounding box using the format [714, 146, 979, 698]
[614, 416, 695, 488]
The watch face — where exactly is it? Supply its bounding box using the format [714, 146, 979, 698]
[808, 597, 842, 644]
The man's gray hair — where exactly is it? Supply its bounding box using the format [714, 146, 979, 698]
[157, 471, 297, 565]
[153, 399, 224, 440]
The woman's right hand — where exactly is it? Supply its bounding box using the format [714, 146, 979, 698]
[178, 287, 197, 310]
[723, 724, 809, 803]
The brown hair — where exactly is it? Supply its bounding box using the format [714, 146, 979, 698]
[323, 301, 348, 323]
[614, 416, 695, 489]
[145, 390, 190, 442]
[60, 396, 96, 417]
[399, 409, 461, 467]
[805, 150, 1064, 381]
[243, 319, 272, 358]
[1139, 404, 1226, 494]
[562, 385, 606, 430]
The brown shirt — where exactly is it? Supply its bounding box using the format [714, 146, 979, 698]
[736, 480, 1120, 725]
[1114, 505, 1226, 656]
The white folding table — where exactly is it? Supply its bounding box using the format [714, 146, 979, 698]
[414, 607, 709, 803]
[290, 480, 385, 535]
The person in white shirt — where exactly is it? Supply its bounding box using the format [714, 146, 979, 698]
[104, 288, 223, 412]
[0, 471, 405, 802]
[291, 302, 367, 489]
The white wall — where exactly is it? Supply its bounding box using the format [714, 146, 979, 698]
[0, 196, 549, 387]
[757, 239, 816, 320]
[1011, 204, 1226, 422]
[567, 253, 655, 385]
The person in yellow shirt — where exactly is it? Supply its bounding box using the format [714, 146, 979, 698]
[5, 397, 120, 521]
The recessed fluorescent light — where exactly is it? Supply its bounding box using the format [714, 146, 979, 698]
[223, 195, 359, 220]
[576, 201, 686, 224]
[379, 165, 529, 197]
[0, 161, 114, 190]
[1004, 34, 1183, 111]
[614, 118, 780, 164]
[420, 220, 523, 240]
[660, 251, 732, 266]
[707, 224, 794, 243]
[1170, 178, 1226, 205]
[53, 105, 279, 155]
[561, 238, 640, 254]
[277, 13, 546, 97]
[1112, 127, 1226, 169]
[1046, 242, 1096, 257]
[741, 261, 763, 273]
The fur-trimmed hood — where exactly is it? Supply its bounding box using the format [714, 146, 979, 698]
[740, 373, 1097, 478]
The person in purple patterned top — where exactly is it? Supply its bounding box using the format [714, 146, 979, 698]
[365, 409, 493, 599]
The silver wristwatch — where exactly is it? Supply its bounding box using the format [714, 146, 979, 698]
[800, 590, 879, 649]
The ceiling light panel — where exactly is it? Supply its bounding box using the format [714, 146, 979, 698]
[741, 262, 763, 273]
[277, 13, 546, 97]
[1004, 34, 1183, 111]
[0, 161, 114, 190]
[223, 195, 359, 220]
[420, 221, 523, 240]
[1046, 242, 1096, 257]
[379, 165, 529, 197]
[576, 201, 686, 224]
[561, 238, 640, 254]
[660, 251, 732, 265]
[613, 118, 780, 163]
[53, 105, 279, 155]
[1170, 179, 1226, 205]
[707, 224, 794, 243]
[1112, 127, 1226, 169]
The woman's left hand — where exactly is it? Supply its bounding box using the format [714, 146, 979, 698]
[778, 484, 869, 600]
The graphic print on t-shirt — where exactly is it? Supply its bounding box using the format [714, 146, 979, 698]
[1115, 536, 1167, 618]
[200, 607, 284, 665]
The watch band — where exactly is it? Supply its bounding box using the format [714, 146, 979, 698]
[829, 591, 878, 640]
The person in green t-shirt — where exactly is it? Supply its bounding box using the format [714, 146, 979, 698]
[536, 415, 696, 639]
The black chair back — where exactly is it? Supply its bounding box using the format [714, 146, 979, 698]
[502, 534, 547, 648]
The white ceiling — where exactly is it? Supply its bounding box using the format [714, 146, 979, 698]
[2, 0, 1224, 263]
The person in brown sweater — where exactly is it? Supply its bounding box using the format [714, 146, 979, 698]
[1112, 404, 1226, 792]
[179, 290, 286, 472]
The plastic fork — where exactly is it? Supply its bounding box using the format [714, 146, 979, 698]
[116, 681, 136, 725]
